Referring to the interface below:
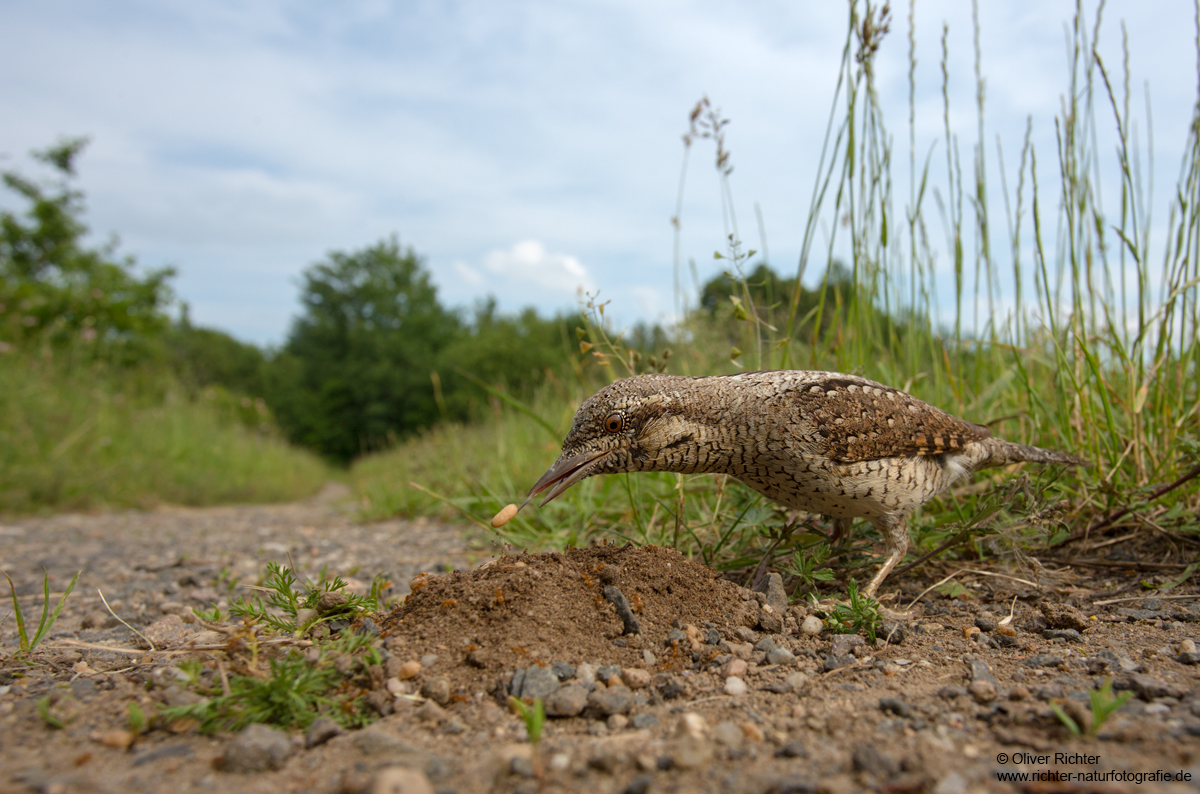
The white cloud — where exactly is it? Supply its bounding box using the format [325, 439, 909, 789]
[451, 260, 485, 288]
[481, 240, 594, 297]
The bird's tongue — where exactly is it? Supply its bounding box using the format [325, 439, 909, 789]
[523, 448, 611, 508]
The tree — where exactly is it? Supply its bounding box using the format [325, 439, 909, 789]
[0, 138, 174, 360]
[269, 238, 460, 462]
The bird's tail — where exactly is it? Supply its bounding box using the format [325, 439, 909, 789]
[979, 437, 1091, 469]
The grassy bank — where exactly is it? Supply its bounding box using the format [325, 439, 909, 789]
[1, 350, 331, 514]
[352, 2, 1200, 579]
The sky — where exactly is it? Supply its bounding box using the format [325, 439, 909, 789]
[2, 1, 1197, 346]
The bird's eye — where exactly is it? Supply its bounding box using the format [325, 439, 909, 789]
[604, 413, 624, 433]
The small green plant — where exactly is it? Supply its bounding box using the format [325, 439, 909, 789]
[825, 579, 881, 643]
[1051, 678, 1133, 737]
[228, 561, 377, 633]
[191, 604, 223, 623]
[508, 696, 546, 778]
[784, 543, 835, 590]
[127, 701, 148, 735]
[161, 631, 379, 733]
[36, 696, 66, 729]
[4, 569, 82, 657]
[174, 658, 205, 686]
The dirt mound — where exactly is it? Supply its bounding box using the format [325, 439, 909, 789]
[381, 543, 759, 695]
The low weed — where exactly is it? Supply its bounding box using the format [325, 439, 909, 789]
[160, 631, 381, 733]
[228, 561, 380, 634]
[1051, 678, 1133, 737]
[3, 568, 81, 658]
[161, 560, 389, 735]
[818, 580, 882, 643]
[508, 696, 547, 778]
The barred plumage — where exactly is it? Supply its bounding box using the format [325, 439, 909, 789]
[526, 371, 1088, 597]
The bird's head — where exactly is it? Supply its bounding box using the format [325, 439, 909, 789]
[524, 374, 697, 507]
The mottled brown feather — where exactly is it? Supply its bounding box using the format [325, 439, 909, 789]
[786, 375, 991, 462]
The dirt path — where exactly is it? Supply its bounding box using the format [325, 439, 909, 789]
[2, 494, 1199, 794]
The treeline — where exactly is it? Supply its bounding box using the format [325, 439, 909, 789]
[3, 139, 853, 465]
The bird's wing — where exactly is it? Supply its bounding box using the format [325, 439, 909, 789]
[783, 376, 991, 462]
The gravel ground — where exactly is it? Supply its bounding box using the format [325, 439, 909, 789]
[2, 490, 1200, 794]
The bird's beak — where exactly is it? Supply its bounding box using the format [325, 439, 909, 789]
[523, 448, 611, 508]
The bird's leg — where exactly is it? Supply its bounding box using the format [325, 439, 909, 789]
[828, 517, 852, 547]
[862, 514, 909, 601]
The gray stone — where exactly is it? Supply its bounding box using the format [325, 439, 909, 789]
[517, 665, 560, 700]
[223, 723, 292, 773]
[933, 771, 967, 794]
[938, 685, 967, 699]
[711, 721, 743, 748]
[371, 766, 435, 794]
[1042, 629, 1084, 643]
[1117, 608, 1165, 621]
[758, 607, 784, 634]
[878, 697, 912, 717]
[140, 614, 194, 650]
[968, 680, 997, 703]
[823, 654, 856, 671]
[420, 676, 451, 705]
[852, 743, 900, 777]
[734, 626, 759, 643]
[630, 713, 659, 729]
[597, 664, 621, 682]
[753, 572, 789, 616]
[785, 671, 810, 692]
[1088, 649, 1140, 674]
[545, 684, 589, 718]
[1039, 603, 1090, 631]
[766, 646, 797, 665]
[967, 657, 999, 687]
[1023, 654, 1065, 669]
[774, 741, 807, 758]
[132, 744, 193, 767]
[306, 717, 345, 748]
[353, 726, 418, 756]
[830, 634, 865, 657]
[880, 622, 907, 644]
[1125, 674, 1185, 701]
[588, 685, 634, 716]
[551, 661, 575, 680]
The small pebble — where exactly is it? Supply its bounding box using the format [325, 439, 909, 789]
[784, 671, 809, 692]
[398, 661, 421, 680]
[724, 676, 748, 696]
[968, 680, 997, 703]
[371, 767, 435, 794]
[676, 712, 708, 738]
[722, 658, 748, 678]
[800, 616, 823, 636]
[607, 714, 629, 731]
